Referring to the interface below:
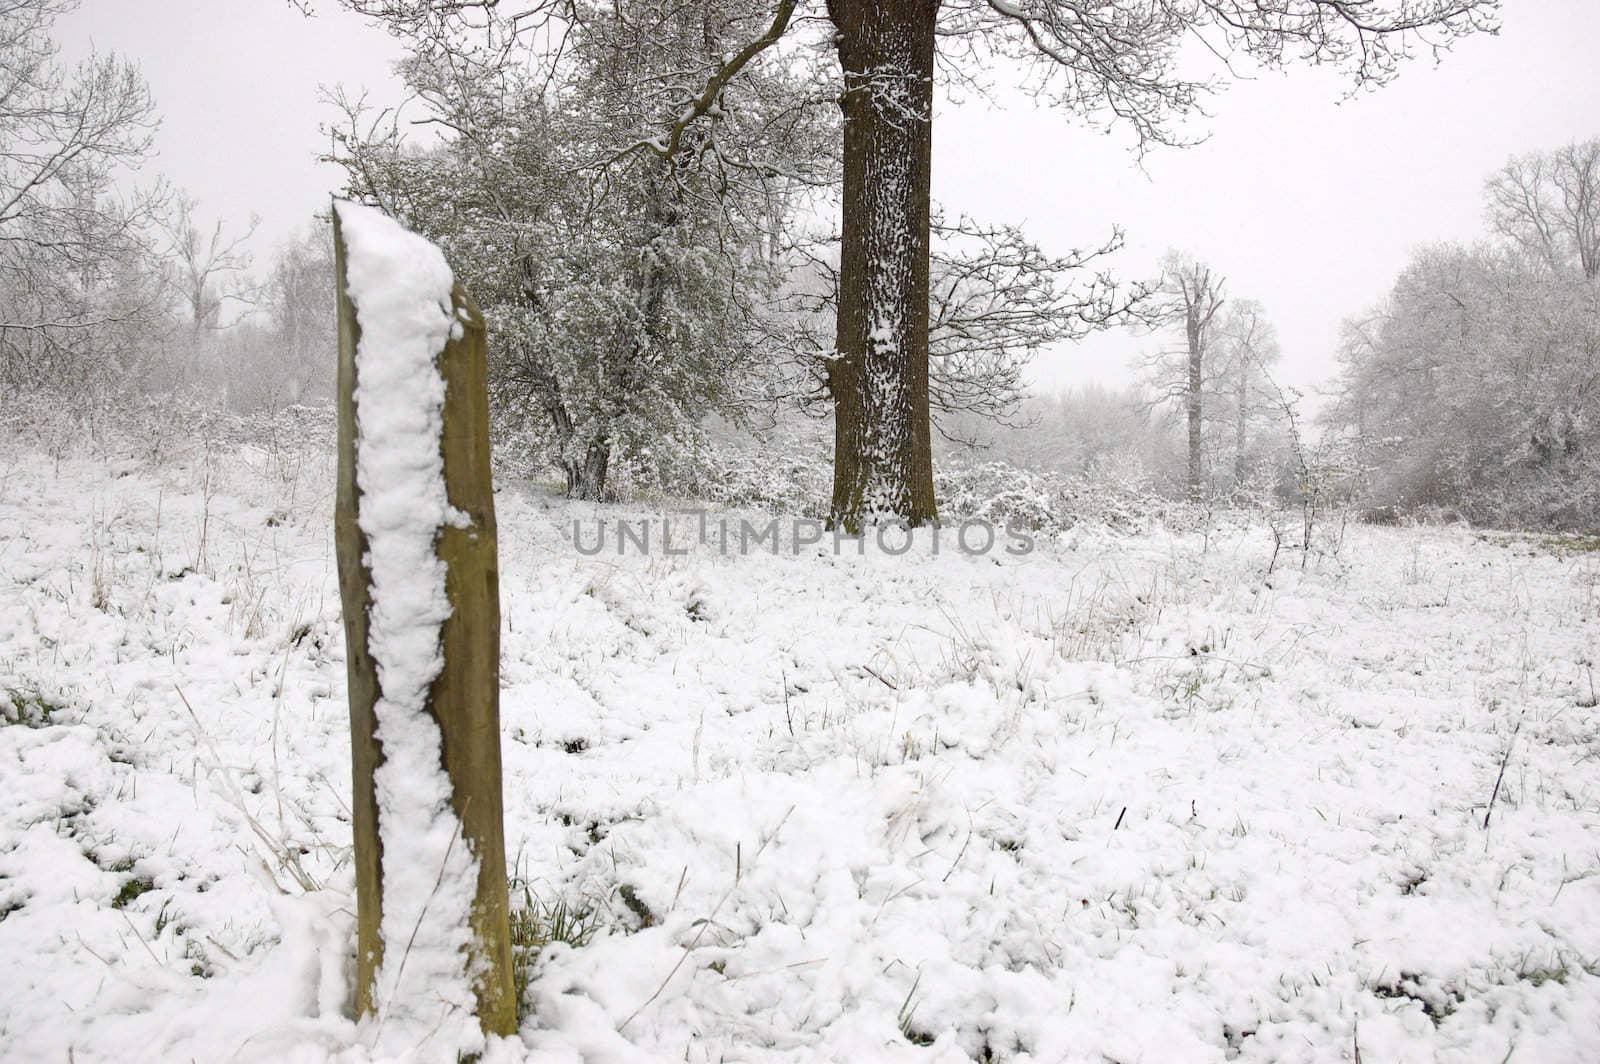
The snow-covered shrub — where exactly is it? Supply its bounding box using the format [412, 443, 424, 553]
[1054, 457, 1166, 532]
[483, 412, 1175, 534]
[936, 456, 1164, 534]
[662, 447, 1168, 531]
[605, 423, 722, 504]
[687, 438, 832, 518]
[1327, 241, 1600, 532]
[2, 387, 336, 478]
[936, 461, 1059, 531]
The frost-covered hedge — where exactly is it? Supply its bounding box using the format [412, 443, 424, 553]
[687, 443, 832, 519]
[633, 437, 1169, 534]
[1, 388, 336, 469]
[935, 459, 1165, 533]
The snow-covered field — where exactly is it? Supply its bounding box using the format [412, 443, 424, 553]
[2, 429, 1598, 1063]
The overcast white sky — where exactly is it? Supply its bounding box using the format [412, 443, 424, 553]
[58, 0, 1600, 401]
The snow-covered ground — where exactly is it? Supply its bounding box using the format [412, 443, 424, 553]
[2, 428, 1597, 1063]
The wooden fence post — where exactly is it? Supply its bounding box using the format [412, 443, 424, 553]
[332, 201, 516, 1039]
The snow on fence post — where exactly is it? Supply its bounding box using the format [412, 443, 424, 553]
[331, 200, 516, 1047]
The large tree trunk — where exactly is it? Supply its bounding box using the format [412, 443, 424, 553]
[565, 438, 610, 501]
[1186, 308, 1204, 500]
[826, 0, 939, 531]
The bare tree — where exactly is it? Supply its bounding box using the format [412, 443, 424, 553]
[1145, 252, 1226, 499]
[260, 224, 335, 406]
[160, 194, 259, 332]
[0, 0, 165, 390]
[1485, 138, 1600, 280]
[1213, 299, 1282, 487]
[928, 217, 1154, 431]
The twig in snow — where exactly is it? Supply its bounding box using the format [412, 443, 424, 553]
[943, 811, 975, 883]
[862, 664, 899, 691]
[118, 910, 162, 967]
[781, 667, 795, 736]
[669, 865, 688, 912]
[1483, 718, 1523, 831]
[75, 935, 116, 970]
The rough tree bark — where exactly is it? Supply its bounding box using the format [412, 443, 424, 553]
[825, 0, 939, 530]
[564, 438, 610, 501]
[332, 208, 516, 1037]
